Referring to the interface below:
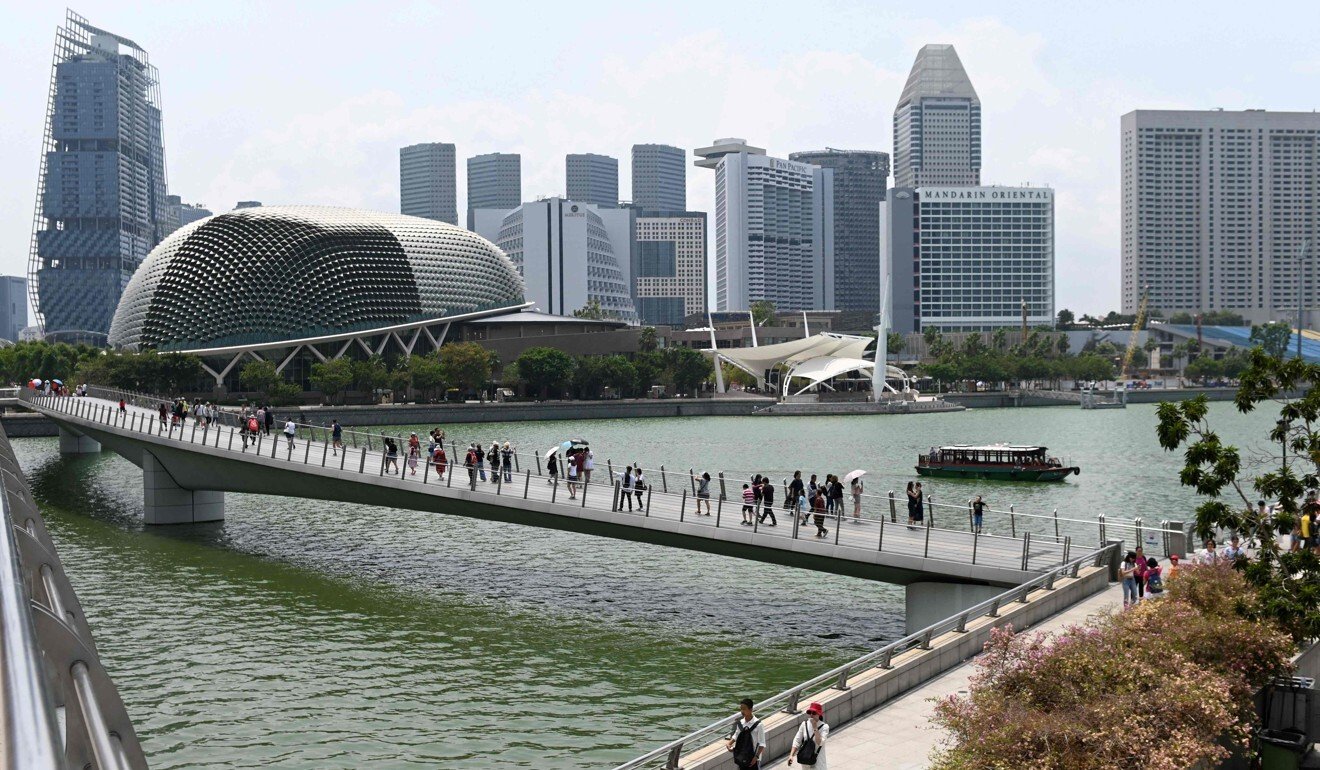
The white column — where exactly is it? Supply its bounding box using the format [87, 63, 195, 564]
[142, 451, 224, 524]
[57, 426, 100, 454]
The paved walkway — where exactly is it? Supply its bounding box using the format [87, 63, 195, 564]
[764, 578, 1126, 770]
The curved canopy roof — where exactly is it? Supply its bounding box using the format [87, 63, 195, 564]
[713, 333, 874, 378]
[784, 356, 908, 388]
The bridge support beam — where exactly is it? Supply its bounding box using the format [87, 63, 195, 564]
[57, 426, 100, 455]
[905, 581, 1004, 635]
[142, 451, 224, 524]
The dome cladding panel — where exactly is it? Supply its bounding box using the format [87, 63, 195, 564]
[108, 206, 525, 350]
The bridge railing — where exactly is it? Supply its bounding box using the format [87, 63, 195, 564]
[0, 425, 147, 768]
[610, 543, 1120, 770]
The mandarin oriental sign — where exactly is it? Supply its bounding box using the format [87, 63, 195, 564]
[918, 187, 1053, 201]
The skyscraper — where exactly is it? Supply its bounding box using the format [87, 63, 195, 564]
[696, 141, 834, 312]
[789, 149, 890, 314]
[631, 144, 686, 210]
[566, 153, 619, 206]
[467, 153, 521, 229]
[1121, 109, 1320, 323]
[893, 44, 981, 188]
[30, 10, 170, 342]
[399, 142, 457, 224]
[632, 208, 707, 326]
[0, 277, 28, 343]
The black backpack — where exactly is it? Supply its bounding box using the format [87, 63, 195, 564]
[731, 718, 759, 768]
[797, 721, 824, 765]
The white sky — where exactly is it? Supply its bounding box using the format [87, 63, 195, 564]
[2, 0, 1318, 318]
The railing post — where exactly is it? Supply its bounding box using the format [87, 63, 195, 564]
[987, 598, 1001, 618]
[968, 501, 974, 530]
[1053, 508, 1060, 542]
[304, 437, 312, 464]
[447, 456, 455, 487]
[423, 454, 430, 483]
[924, 517, 932, 557]
[1098, 513, 1106, 545]
[664, 744, 684, 770]
[680, 489, 687, 522]
[359, 447, 367, 473]
[646, 486, 652, 514]
[536, 452, 542, 476]
[793, 505, 801, 540]
[878, 516, 885, 551]
[955, 613, 969, 633]
[613, 480, 621, 511]
[972, 530, 979, 564]
[834, 665, 852, 691]
[660, 465, 667, 493]
[1062, 535, 1071, 565]
[228, 426, 235, 451]
[718, 472, 726, 501]
[878, 647, 894, 669]
[1010, 504, 1016, 538]
[1135, 517, 1143, 551]
[716, 494, 723, 527]
[322, 436, 328, 467]
[889, 490, 897, 522]
[784, 689, 802, 715]
[927, 495, 934, 525]
[551, 477, 558, 503]
[191, 422, 197, 442]
[689, 469, 696, 495]
[1021, 532, 1032, 570]
[580, 480, 588, 507]
[524, 470, 531, 499]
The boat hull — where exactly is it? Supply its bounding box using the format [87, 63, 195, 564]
[914, 465, 1079, 482]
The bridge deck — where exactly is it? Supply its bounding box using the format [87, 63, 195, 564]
[27, 393, 1071, 586]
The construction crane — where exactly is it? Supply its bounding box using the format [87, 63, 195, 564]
[1120, 286, 1151, 381]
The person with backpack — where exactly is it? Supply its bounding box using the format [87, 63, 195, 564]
[245, 413, 260, 450]
[331, 420, 343, 456]
[725, 698, 765, 769]
[464, 444, 478, 485]
[1144, 557, 1165, 597]
[787, 701, 829, 768]
[283, 418, 297, 450]
[432, 443, 447, 481]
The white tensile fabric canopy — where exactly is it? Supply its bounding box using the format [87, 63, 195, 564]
[781, 356, 909, 396]
[710, 333, 873, 382]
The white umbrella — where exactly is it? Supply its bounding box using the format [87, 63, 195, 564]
[843, 469, 867, 483]
[545, 446, 560, 459]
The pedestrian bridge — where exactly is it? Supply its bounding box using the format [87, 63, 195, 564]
[21, 389, 1176, 631]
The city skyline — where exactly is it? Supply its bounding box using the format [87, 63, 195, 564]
[2, 2, 1318, 318]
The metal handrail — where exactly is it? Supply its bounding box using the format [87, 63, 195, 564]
[610, 544, 1118, 770]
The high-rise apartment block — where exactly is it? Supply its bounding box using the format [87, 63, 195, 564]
[399, 142, 457, 224]
[163, 195, 212, 235]
[696, 140, 834, 312]
[882, 187, 1055, 333]
[30, 11, 170, 342]
[893, 44, 981, 188]
[632, 209, 707, 326]
[466, 153, 521, 229]
[1121, 110, 1320, 322]
[566, 153, 619, 206]
[631, 144, 686, 210]
[789, 149, 889, 314]
[0, 277, 28, 342]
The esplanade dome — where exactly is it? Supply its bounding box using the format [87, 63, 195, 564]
[108, 205, 525, 351]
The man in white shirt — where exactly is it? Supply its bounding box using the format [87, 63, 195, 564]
[725, 698, 766, 769]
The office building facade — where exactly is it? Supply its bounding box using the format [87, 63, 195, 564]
[163, 195, 212, 236]
[632, 209, 707, 326]
[566, 153, 619, 206]
[30, 10, 170, 342]
[631, 144, 686, 210]
[0, 277, 28, 342]
[1121, 109, 1320, 322]
[495, 198, 638, 322]
[399, 142, 457, 224]
[882, 186, 1055, 333]
[702, 149, 834, 312]
[893, 44, 981, 188]
[466, 153, 521, 229]
[789, 149, 890, 314]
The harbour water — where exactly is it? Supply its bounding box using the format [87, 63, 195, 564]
[15, 402, 1278, 768]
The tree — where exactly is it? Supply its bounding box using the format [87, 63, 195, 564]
[961, 333, 986, 356]
[1056, 308, 1075, 329]
[406, 355, 446, 402]
[599, 355, 637, 396]
[1156, 349, 1320, 641]
[350, 356, 390, 395]
[1250, 321, 1293, 360]
[571, 355, 607, 399]
[309, 358, 354, 403]
[438, 342, 493, 400]
[573, 299, 605, 320]
[991, 327, 1008, 352]
[666, 346, 713, 396]
[923, 362, 960, 389]
[239, 359, 281, 398]
[1068, 354, 1116, 382]
[750, 299, 776, 327]
[1056, 335, 1070, 356]
[922, 327, 949, 359]
[515, 347, 575, 399]
[1184, 356, 1222, 382]
[638, 326, 658, 353]
[886, 332, 906, 358]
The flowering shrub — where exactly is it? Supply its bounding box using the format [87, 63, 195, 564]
[930, 563, 1294, 770]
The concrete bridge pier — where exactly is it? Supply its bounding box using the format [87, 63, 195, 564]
[142, 451, 224, 524]
[57, 426, 100, 454]
[905, 581, 1005, 635]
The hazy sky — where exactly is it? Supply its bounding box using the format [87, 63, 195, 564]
[2, 1, 1318, 318]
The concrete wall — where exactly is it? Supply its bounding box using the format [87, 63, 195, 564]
[294, 397, 770, 427]
[677, 565, 1111, 770]
[0, 413, 58, 437]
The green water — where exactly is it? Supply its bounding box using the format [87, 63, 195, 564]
[15, 402, 1278, 768]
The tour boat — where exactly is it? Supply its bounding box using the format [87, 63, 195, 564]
[915, 444, 1080, 482]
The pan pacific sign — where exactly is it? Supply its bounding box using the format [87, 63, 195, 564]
[917, 187, 1053, 201]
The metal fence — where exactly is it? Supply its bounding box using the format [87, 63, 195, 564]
[0, 424, 147, 769]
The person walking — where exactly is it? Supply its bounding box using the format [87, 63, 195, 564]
[787, 702, 828, 769]
[633, 466, 646, 510]
[158, 401, 168, 426]
[618, 466, 634, 511]
[583, 449, 594, 484]
[1120, 552, 1139, 608]
[331, 420, 343, 456]
[741, 483, 755, 525]
[1144, 557, 1165, 597]
[694, 472, 712, 516]
[789, 471, 805, 524]
[971, 495, 986, 534]
[464, 444, 477, 485]
[828, 476, 844, 525]
[488, 442, 501, 484]
[118, 398, 126, 414]
[244, 413, 260, 450]
[263, 405, 273, 436]
[477, 443, 487, 482]
[283, 417, 297, 450]
[566, 452, 579, 498]
[850, 476, 864, 523]
[547, 452, 559, 485]
[905, 481, 918, 526]
[758, 475, 777, 526]
[1133, 546, 1148, 601]
[432, 443, 447, 481]
[1222, 534, 1247, 560]
[502, 442, 514, 483]
[725, 698, 766, 770]
[812, 488, 829, 538]
[822, 474, 835, 518]
[407, 433, 421, 475]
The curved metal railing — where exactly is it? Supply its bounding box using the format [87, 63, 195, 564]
[0, 423, 146, 769]
[610, 543, 1120, 770]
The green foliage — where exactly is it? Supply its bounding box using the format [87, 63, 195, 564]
[572, 299, 605, 320]
[405, 355, 446, 401]
[350, 356, 390, 394]
[721, 362, 757, 389]
[309, 358, 354, 403]
[886, 332, 906, 356]
[74, 351, 205, 393]
[664, 346, 713, 396]
[1157, 349, 1320, 641]
[750, 299, 776, 327]
[1055, 308, 1075, 329]
[239, 359, 281, 398]
[515, 347, 576, 398]
[599, 355, 637, 396]
[638, 326, 658, 353]
[438, 342, 493, 398]
[1250, 321, 1293, 360]
[1168, 310, 1248, 326]
[930, 563, 1293, 769]
[571, 355, 607, 399]
[0, 341, 101, 384]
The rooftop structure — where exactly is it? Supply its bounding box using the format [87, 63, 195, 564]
[400, 142, 458, 224]
[631, 144, 686, 210]
[893, 44, 981, 187]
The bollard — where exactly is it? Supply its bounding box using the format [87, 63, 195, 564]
[889, 490, 897, 522]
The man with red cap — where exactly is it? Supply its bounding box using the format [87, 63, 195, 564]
[788, 701, 829, 768]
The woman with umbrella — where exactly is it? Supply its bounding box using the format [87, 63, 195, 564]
[546, 447, 559, 485]
[845, 470, 866, 523]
